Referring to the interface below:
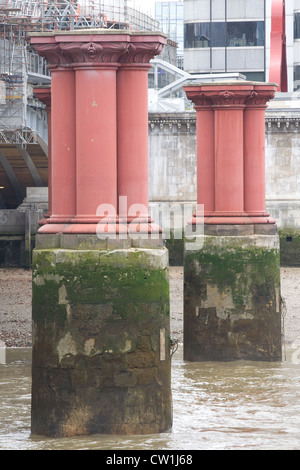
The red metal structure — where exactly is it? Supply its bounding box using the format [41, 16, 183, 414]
[269, 0, 288, 92]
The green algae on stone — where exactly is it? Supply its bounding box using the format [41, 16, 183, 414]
[184, 234, 282, 362]
[31, 246, 172, 437]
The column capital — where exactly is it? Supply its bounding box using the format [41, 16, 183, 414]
[184, 82, 278, 110]
[32, 40, 130, 66]
[30, 32, 167, 67]
[119, 35, 166, 65]
[59, 41, 130, 65]
[185, 83, 254, 109]
[184, 90, 212, 108]
[245, 84, 278, 108]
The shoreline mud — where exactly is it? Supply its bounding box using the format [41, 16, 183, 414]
[0, 266, 299, 349]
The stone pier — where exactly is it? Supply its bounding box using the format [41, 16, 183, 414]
[31, 30, 172, 437]
[183, 82, 282, 362]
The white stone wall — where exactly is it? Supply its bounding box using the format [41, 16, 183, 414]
[148, 108, 300, 229]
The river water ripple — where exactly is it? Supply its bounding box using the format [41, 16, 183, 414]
[1, 346, 300, 450]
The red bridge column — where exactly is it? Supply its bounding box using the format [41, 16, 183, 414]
[183, 81, 281, 363]
[184, 90, 215, 216]
[244, 84, 278, 219]
[31, 36, 77, 232]
[31, 33, 131, 234]
[117, 34, 166, 223]
[184, 82, 277, 225]
[30, 31, 172, 438]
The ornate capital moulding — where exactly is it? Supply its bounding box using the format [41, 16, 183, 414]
[119, 40, 165, 65]
[184, 83, 278, 109]
[31, 33, 167, 68]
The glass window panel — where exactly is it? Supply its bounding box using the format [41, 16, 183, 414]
[170, 4, 176, 17]
[211, 22, 226, 47]
[194, 23, 211, 47]
[244, 72, 265, 82]
[155, 3, 162, 17]
[294, 66, 300, 91]
[227, 22, 265, 47]
[185, 21, 265, 49]
[294, 13, 300, 39]
[177, 4, 183, 18]
[184, 23, 211, 48]
[163, 4, 169, 17]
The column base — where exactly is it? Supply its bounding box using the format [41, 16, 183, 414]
[37, 218, 162, 236]
[191, 212, 276, 226]
[184, 226, 282, 362]
[31, 235, 172, 437]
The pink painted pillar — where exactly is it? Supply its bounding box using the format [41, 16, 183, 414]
[31, 33, 131, 234]
[184, 89, 215, 215]
[117, 35, 166, 222]
[48, 68, 76, 224]
[184, 82, 277, 225]
[213, 88, 250, 217]
[74, 64, 118, 222]
[31, 35, 77, 232]
[244, 84, 277, 217]
[34, 86, 52, 219]
[58, 35, 131, 234]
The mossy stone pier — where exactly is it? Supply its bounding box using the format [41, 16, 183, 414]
[184, 228, 282, 362]
[32, 235, 172, 437]
[183, 82, 282, 362]
[30, 30, 170, 437]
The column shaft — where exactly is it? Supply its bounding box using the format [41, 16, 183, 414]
[243, 85, 277, 218]
[195, 106, 215, 214]
[50, 69, 76, 222]
[244, 107, 266, 215]
[74, 66, 118, 220]
[117, 64, 150, 219]
[214, 108, 245, 215]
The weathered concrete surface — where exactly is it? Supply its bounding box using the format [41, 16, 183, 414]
[184, 233, 282, 362]
[32, 240, 172, 437]
[279, 228, 300, 267]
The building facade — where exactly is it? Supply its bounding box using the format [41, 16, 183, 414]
[155, 1, 184, 68]
[184, 0, 266, 80]
[184, 0, 300, 92]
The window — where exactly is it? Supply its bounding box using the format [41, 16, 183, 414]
[184, 21, 264, 48]
[294, 66, 300, 91]
[185, 23, 211, 48]
[295, 12, 300, 39]
[227, 22, 264, 47]
[211, 23, 226, 47]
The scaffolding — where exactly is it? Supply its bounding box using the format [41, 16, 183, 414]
[0, 1, 161, 144]
[0, 1, 160, 33]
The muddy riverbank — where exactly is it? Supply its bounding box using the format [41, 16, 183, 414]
[0, 266, 300, 348]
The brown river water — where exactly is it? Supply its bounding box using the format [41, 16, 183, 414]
[1, 345, 300, 450]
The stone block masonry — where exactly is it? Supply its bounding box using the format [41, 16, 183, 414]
[32, 236, 172, 437]
[184, 232, 282, 362]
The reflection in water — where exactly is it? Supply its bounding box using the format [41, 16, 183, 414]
[1, 346, 300, 450]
